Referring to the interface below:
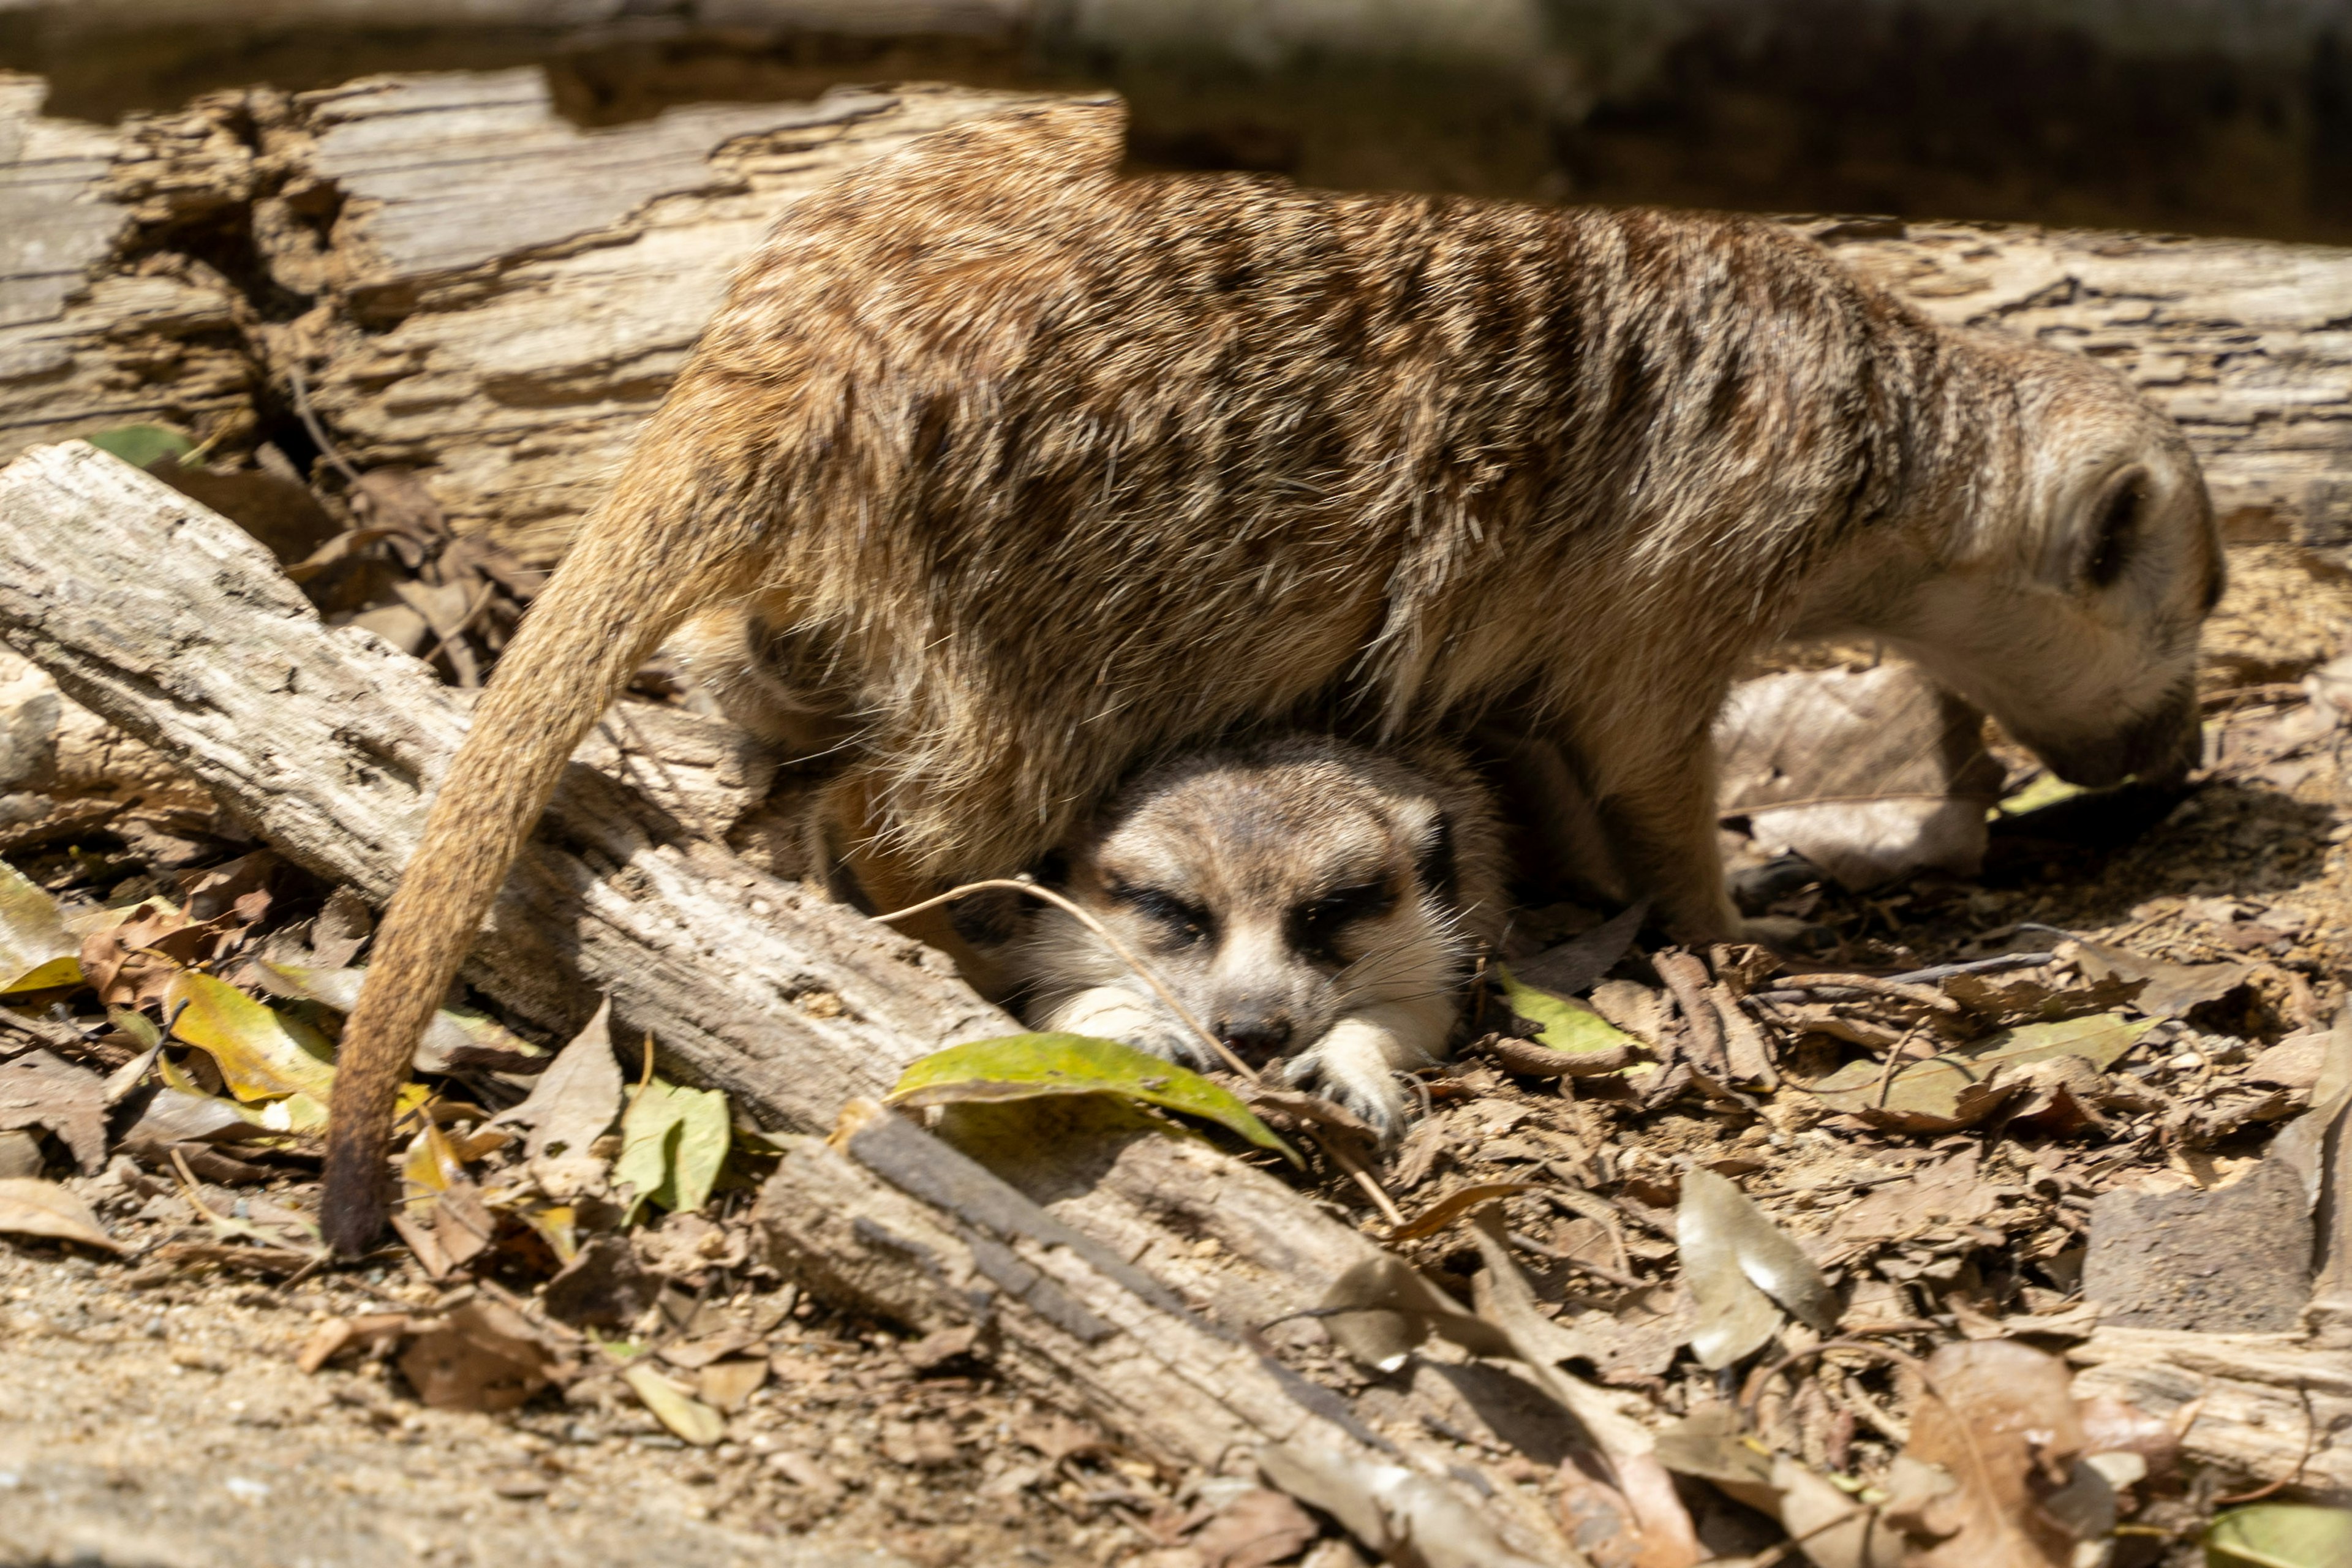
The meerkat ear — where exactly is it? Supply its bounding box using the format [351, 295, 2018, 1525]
[2041, 463, 2148, 592]
[1411, 805, 1458, 903]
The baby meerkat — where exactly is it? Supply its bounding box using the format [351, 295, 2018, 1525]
[1011, 736, 1504, 1135]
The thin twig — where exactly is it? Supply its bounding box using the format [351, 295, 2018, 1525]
[1323, 1136, 1406, 1227]
[2212, 1386, 2317, 1504]
[1503, 1227, 1641, 1289]
[1765, 971, 1960, 1013]
[420, 578, 497, 685]
[874, 878, 1253, 1080]
[286, 363, 363, 485]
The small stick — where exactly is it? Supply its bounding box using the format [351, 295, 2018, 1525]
[1503, 1228, 1641, 1289]
[1766, 972, 1960, 1013]
[1750, 951, 2048, 1005]
[1322, 1136, 1406, 1227]
[287, 363, 363, 486]
[875, 878, 1254, 1080]
[420, 579, 498, 687]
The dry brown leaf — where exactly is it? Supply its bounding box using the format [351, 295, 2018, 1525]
[1512, 901, 1647, 996]
[1014, 1413, 1109, 1464]
[398, 1300, 563, 1412]
[1188, 1488, 1319, 1568]
[1314, 1253, 1512, 1372]
[2066, 938, 2252, 1020]
[697, 1357, 768, 1412]
[1716, 664, 2005, 889]
[620, 1362, 726, 1445]
[296, 1311, 409, 1374]
[1654, 1406, 1897, 1568]
[489, 998, 619, 1195]
[1676, 1167, 1834, 1368]
[0, 1175, 121, 1251]
[1942, 967, 2143, 1025]
[902, 1323, 981, 1373]
[2004, 1054, 2116, 1136]
[1804, 1013, 2154, 1131]
[658, 1327, 763, 1370]
[0, 1049, 106, 1171]
[1821, 1148, 1999, 1259]
[1894, 1341, 2090, 1568]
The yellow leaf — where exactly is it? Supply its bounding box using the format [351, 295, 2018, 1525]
[614, 1080, 730, 1220]
[889, 1034, 1299, 1164]
[166, 972, 336, 1104]
[0, 857, 82, 994]
[1494, 966, 1638, 1054]
[401, 1118, 466, 1197]
[620, 1363, 726, 1446]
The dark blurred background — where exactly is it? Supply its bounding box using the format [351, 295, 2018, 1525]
[9, 0, 2352, 242]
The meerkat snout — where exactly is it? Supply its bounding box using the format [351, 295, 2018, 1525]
[1008, 736, 1504, 1137]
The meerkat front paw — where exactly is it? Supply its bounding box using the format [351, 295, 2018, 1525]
[1279, 1022, 1414, 1141]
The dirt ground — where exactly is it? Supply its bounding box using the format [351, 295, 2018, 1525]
[0, 527, 2345, 1567]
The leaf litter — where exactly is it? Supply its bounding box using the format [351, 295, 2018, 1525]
[0, 504, 2345, 1566]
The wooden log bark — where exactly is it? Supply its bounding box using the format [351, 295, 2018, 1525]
[0, 440, 1005, 1127]
[0, 442, 1570, 1556]
[2068, 1329, 2352, 1501]
[0, 76, 256, 459]
[762, 1104, 1574, 1567]
[258, 74, 1055, 562]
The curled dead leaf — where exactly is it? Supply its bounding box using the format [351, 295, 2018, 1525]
[0, 1175, 121, 1251]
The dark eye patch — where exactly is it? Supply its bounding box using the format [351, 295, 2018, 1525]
[1287, 880, 1398, 959]
[1107, 880, 1212, 946]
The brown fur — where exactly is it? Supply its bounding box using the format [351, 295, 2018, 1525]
[320, 98, 2220, 1253]
[1011, 734, 1503, 1133]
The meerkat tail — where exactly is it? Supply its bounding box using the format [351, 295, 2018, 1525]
[318, 491, 754, 1257]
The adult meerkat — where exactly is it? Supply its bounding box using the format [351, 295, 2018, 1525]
[320, 99, 2221, 1253]
[1011, 735, 1505, 1134]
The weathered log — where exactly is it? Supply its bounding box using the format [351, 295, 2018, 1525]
[761, 1104, 1575, 1567]
[0, 440, 1003, 1126]
[2068, 1329, 2352, 1501]
[0, 75, 255, 460]
[0, 442, 1582, 1558]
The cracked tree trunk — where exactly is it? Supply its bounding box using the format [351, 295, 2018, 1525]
[0, 442, 1582, 1563]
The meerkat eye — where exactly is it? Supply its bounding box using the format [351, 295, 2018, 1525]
[2084, 478, 2143, 590]
[1114, 884, 1211, 946]
[1287, 881, 1397, 958]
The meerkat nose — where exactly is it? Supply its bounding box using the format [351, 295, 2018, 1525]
[1216, 1014, 1294, 1062]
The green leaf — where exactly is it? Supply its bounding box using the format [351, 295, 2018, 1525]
[614, 1080, 730, 1220]
[2207, 1503, 2352, 1567]
[1805, 1012, 2156, 1130]
[1494, 965, 1638, 1053]
[1991, 772, 2090, 818]
[165, 971, 337, 1106]
[0, 858, 83, 994]
[889, 1033, 1300, 1166]
[80, 425, 192, 469]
